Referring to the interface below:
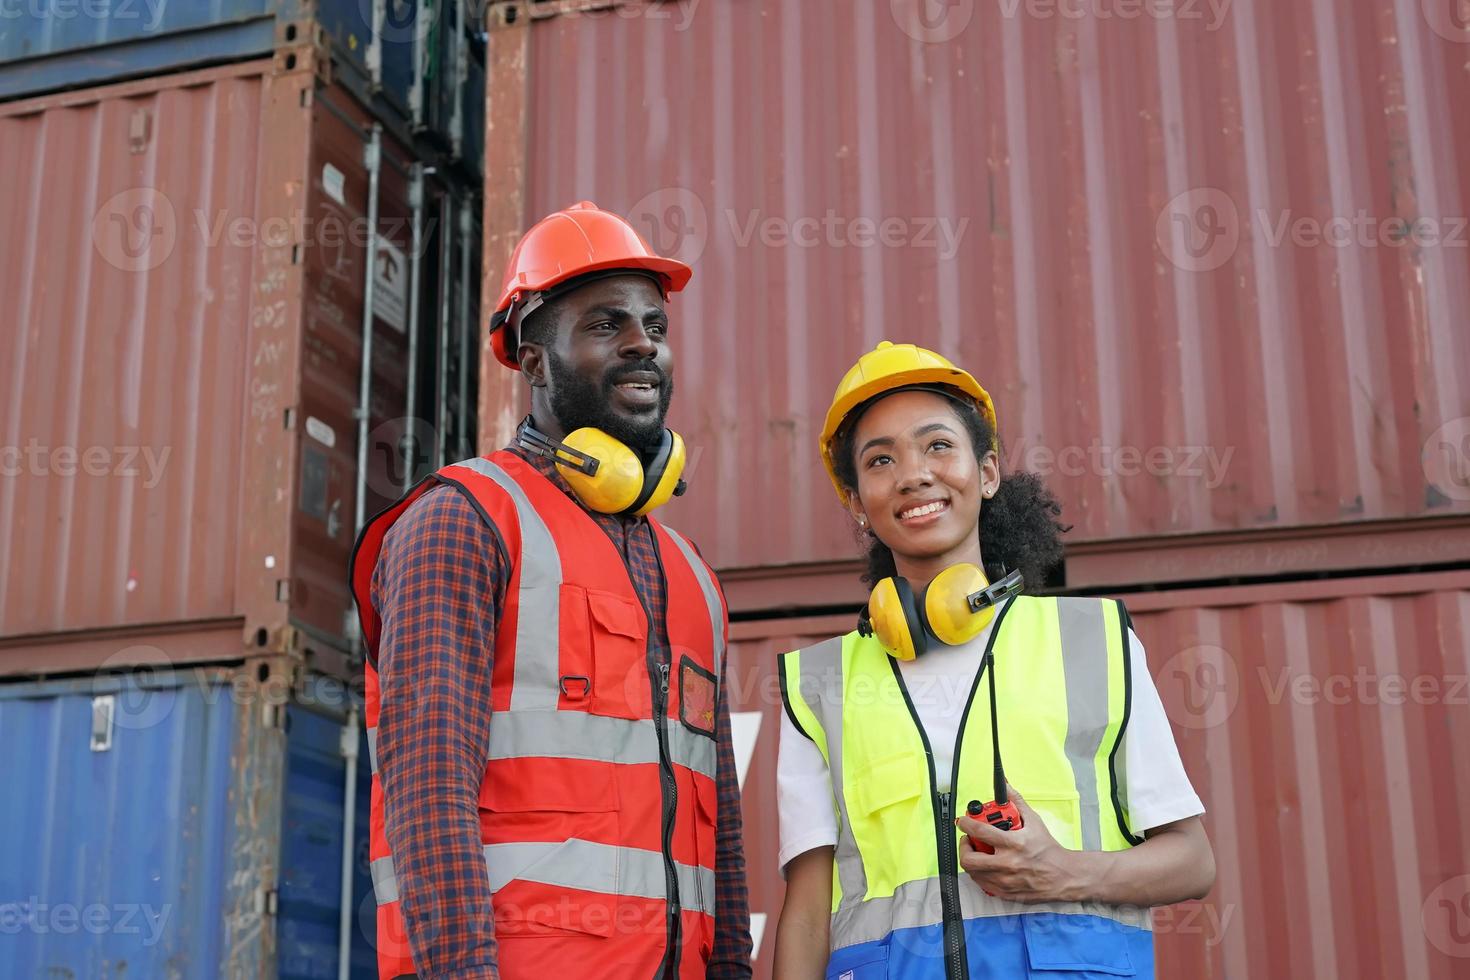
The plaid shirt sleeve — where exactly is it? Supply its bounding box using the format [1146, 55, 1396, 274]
[709, 649, 755, 978]
[373, 483, 504, 980]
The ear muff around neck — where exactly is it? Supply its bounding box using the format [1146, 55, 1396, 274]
[863, 564, 1023, 660]
[519, 422, 687, 517]
[627, 429, 688, 517]
[555, 428, 645, 514]
[868, 576, 927, 661]
[924, 563, 998, 645]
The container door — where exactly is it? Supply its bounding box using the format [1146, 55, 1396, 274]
[291, 84, 418, 652]
[0, 667, 283, 980]
[278, 694, 376, 980]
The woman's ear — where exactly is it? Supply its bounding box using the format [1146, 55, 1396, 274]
[980, 451, 1001, 499]
[846, 493, 870, 530]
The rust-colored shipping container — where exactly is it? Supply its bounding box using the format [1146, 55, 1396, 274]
[0, 53, 481, 675]
[727, 569, 1470, 978]
[478, 0, 1470, 590]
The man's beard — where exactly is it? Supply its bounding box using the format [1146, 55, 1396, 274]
[545, 350, 674, 455]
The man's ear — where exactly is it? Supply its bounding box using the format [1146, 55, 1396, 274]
[518, 342, 548, 387]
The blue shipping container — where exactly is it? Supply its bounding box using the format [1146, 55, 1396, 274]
[0, 0, 413, 122]
[0, 664, 375, 979]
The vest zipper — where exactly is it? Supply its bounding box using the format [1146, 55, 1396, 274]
[886, 658, 968, 980]
[939, 598, 1018, 980]
[935, 791, 966, 980]
[636, 531, 682, 980]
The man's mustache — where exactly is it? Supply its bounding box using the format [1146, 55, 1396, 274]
[605, 361, 668, 388]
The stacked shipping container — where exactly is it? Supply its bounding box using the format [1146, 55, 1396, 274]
[477, 0, 1470, 976]
[1, 2, 488, 975]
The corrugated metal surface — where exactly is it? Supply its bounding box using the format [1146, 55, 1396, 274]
[290, 89, 421, 650]
[279, 691, 376, 980]
[1128, 571, 1470, 980]
[0, 0, 482, 166]
[0, 59, 480, 661]
[0, 0, 280, 64]
[723, 620, 835, 972]
[0, 664, 279, 977]
[727, 569, 1470, 978]
[484, 0, 1470, 574]
[0, 66, 265, 636]
[0, 662, 376, 978]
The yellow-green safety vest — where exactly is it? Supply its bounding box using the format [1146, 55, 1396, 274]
[779, 595, 1155, 980]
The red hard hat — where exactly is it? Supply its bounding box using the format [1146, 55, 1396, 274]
[489, 201, 693, 369]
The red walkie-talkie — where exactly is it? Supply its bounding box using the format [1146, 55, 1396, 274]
[965, 797, 1023, 854]
[964, 647, 1023, 854]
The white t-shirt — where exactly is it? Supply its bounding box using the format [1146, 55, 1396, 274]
[776, 609, 1205, 871]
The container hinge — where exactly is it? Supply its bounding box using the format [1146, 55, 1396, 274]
[90, 695, 115, 752]
[261, 887, 279, 918]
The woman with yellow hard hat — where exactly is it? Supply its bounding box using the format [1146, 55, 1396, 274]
[772, 342, 1215, 979]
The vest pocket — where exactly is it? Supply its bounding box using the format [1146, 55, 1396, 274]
[585, 589, 652, 720]
[488, 841, 619, 938]
[846, 752, 927, 897]
[1022, 912, 1136, 976]
[481, 761, 621, 938]
[1021, 790, 1084, 852]
[825, 941, 888, 979]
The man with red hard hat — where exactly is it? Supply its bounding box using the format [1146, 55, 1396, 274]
[352, 202, 752, 979]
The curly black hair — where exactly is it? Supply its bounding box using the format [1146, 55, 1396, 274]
[832, 391, 1070, 590]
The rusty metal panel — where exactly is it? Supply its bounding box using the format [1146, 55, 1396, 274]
[0, 57, 478, 666]
[727, 570, 1470, 979]
[483, 0, 1470, 574]
[0, 64, 270, 639]
[1128, 571, 1470, 979]
[288, 89, 421, 651]
[724, 618, 839, 976]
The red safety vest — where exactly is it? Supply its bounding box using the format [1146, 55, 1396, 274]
[350, 451, 726, 980]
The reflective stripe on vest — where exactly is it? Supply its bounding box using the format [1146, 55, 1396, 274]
[827, 875, 1152, 950]
[369, 843, 719, 916]
[660, 525, 726, 679]
[366, 712, 718, 779]
[455, 456, 563, 712]
[779, 595, 1145, 954]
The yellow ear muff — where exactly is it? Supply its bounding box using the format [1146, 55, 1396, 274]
[923, 562, 996, 646]
[556, 428, 644, 514]
[631, 430, 687, 517]
[869, 576, 924, 661]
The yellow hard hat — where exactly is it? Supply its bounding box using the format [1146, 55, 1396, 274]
[819, 340, 997, 503]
